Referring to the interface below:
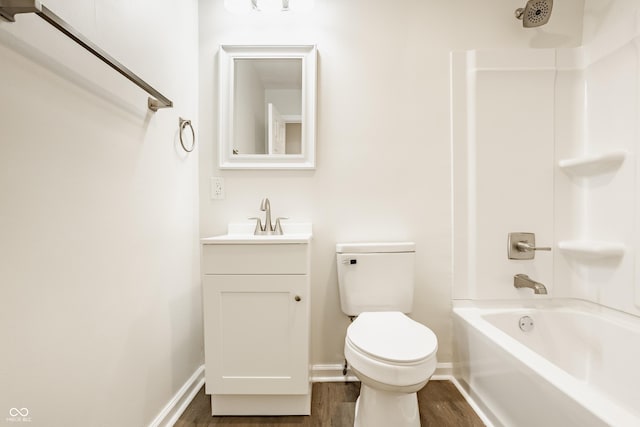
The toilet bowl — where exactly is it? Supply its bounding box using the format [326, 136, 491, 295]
[345, 311, 438, 427]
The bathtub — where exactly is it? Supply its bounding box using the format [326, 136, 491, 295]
[453, 300, 640, 427]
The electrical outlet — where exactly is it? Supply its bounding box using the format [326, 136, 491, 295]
[211, 177, 225, 200]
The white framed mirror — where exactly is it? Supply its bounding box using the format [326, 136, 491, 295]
[218, 45, 317, 169]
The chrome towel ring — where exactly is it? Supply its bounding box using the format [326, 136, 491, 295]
[179, 117, 195, 152]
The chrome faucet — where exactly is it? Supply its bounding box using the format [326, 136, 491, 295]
[514, 274, 548, 295]
[260, 197, 273, 234]
[250, 197, 287, 235]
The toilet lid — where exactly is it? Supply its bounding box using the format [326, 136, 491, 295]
[347, 312, 438, 363]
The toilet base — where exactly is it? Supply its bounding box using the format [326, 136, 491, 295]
[354, 383, 420, 427]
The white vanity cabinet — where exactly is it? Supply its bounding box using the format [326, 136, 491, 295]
[201, 231, 311, 416]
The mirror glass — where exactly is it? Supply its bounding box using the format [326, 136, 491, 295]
[219, 45, 317, 169]
[233, 58, 302, 155]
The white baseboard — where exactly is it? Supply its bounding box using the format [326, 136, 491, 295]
[431, 362, 453, 379]
[448, 376, 495, 427]
[311, 364, 358, 382]
[311, 362, 453, 383]
[148, 364, 205, 427]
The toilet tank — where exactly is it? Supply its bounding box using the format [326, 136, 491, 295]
[336, 242, 416, 316]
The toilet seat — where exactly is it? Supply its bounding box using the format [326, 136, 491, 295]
[344, 311, 438, 388]
[347, 312, 437, 364]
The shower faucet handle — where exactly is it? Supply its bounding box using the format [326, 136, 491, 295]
[516, 241, 551, 252]
[508, 232, 551, 260]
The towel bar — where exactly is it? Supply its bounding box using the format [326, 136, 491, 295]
[0, 0, 173, 111]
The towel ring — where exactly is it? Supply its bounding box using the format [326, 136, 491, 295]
[179, 118, 195, 153]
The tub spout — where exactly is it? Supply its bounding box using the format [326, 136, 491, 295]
[514, 274, 547, 295]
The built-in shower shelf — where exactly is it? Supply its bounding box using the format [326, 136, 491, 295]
[558, 150, 626, 176]
[558, 240, 626, 259]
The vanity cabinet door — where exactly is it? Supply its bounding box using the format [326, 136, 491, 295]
[203, 274, 309, 395]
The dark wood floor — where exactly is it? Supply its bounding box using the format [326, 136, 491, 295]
[175, 380, 485, 427]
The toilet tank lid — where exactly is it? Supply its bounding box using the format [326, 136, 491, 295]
[336, 242, 415, 253]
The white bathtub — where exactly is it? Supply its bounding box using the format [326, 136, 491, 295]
[453, 300, 640, 427]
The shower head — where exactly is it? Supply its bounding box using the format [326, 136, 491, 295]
[515, 0, 553, 28]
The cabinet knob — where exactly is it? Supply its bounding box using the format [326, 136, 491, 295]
[294, 295, 302, 302]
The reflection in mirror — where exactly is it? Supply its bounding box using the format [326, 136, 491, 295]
[233, 58, 302, 155]
[218, 45, 317, 169]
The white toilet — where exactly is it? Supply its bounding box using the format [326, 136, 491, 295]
[336, 242, 438, 427]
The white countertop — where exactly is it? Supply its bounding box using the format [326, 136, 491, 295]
[201, 222, 312, 244]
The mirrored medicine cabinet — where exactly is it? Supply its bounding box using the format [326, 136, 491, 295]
[218, 45, 317, 169]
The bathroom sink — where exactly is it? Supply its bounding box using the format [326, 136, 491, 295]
[201, 222, 312, 244]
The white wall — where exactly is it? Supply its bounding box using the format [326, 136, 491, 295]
[234, 60, 267, 154]
[199, 0, 584, 367]
[556, 0, 640, 316]
[0, 1, 201, 426]
[265, 89, 302, 116]
[452, 49, 557, 299]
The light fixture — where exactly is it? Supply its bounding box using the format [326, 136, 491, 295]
[224, 0, 313, 14]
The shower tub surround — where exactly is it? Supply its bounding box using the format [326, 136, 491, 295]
[451, 3, 640, 425]
[453, 300, 640, 426]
